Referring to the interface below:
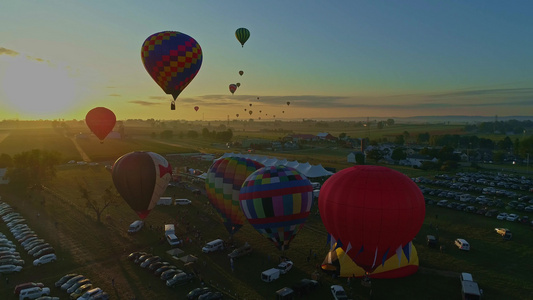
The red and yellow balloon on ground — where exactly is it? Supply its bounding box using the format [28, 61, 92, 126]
[239, 165, 313, 250]
[141, 31, 202, 110]
[319, 165, 425, 274]
[205, 157, 264, 235]
[85, 107, 116, 143]
[112, 151, 172, 220]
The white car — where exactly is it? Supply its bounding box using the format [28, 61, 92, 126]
[33, 253, 57, 266]
[175, 199, 192, 205]
[331, 285, 349, 300]
[506, 213, 519, 221]
[496, 213, 508, 220]
[0, 264, 23, 274]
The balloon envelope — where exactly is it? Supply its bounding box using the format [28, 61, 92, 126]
[112, 151, 172, 219]
[239, 70, 244, 76]
[229, 84, 237, 94]
[318, 165, 425, 273]
[205, 157, 264, 234]
[239, 166, 313, 250]
[235, 28, 250, 47]
[194, 106, 199, 112]
[85, 107, 116, 142]
[141, 31, 203, 102]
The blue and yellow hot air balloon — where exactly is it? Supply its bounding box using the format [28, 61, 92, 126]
[239, 166, 313, 251]
[141, 31, 203, 110]
[205, 157, 264, 235]
[235, 28, 250, 47]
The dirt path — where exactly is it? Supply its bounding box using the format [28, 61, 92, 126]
[0, 132, 11, 144]
[67, 136, 91, 162]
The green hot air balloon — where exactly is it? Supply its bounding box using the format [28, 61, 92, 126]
[235, 28, 250, 47]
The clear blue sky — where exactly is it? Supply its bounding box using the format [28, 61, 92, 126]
[1, 0, 532, 121]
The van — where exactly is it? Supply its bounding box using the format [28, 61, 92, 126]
[455, 238, 470, 251]
[261, 268, 281, 282]
[128, 220, 144, 234]
[166, 234, 182, 247]
[157, 197, 173, 206]
[165, 224, 175, 236]
[19, 286, 50, 300]
[202, 239, 224, 253]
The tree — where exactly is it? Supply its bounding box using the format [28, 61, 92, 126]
[417, 132, 430, 144]
[160, 130, 173, 139]
[386, 119, 395, 126]
[355, 152, 365, 165]
[79, 184, 120, 222]
[186, 130, 199, 138]
[7, 149, 61, 186]
[339, 133, 347, 140]
[366, 148, 385, 163]
[0, 153, 13, 168]
[391, 148, 407, 161]
[394, 135, 405, 145]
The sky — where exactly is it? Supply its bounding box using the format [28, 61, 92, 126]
[0, 0, 532, 121]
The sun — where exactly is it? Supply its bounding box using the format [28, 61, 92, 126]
[1, 56, 79, 119]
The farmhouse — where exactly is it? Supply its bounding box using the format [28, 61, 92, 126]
[316, 132, 337, 141]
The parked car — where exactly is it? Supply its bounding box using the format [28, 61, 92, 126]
[127, 251, 147, 261]
[29, 243, 51, 256]
[33, 253, 57, 266]
[154, 265, 177, 276]
[69, 283, 93, 299]
[0, 258, 24, 266]
[0, 264, 23, 274]
[161, 269, 182, 281]
[426, 235, 438, 248]
[67, 278, 91, 294]
[331, 285, 349, 300]
[227, 243, 252, 259]
[14, 282, 45, 296]
[166, 272, 194, 287]
[140, 256, 161, 268]
[18, 286, 50, 300]
[187, 287, 211, 300]
[496, 212, 509, 220]
[134, 254, 153, 265]
[88, 291, 109, 300]
[197, 292, 223, 300]
[55, 274, 78, 288]
[33, 247, 55, 258]
[506, 213, 519, 221]
[455, 238, 470, 251]
[291, 278, 318, 297]
[76, 287, 102, 300]
[61, 275, 86, 290]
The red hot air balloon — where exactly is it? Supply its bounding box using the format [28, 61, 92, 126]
[194, 106, 199, 112]
[112, 151, 172, 220]
[85, 107, 116, 143]
[229, 84, 237, 94]
[319, 165, 425, 274]
[141, 31, 203, 110]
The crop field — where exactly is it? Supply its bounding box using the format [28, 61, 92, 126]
[0, 123, 532, 300]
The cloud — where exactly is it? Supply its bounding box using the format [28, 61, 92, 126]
[129, 100, 163, 106]
[0, 47, 19, 56]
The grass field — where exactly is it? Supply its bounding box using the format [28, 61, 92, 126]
[0, 123, 532, 300]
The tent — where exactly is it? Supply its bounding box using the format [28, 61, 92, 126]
[295, 162, 312, 174]
[322, 242, 419, 279]
[304, 164, 334, 178]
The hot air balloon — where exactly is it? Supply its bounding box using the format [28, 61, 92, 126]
[236, 114, 239, 117]
[273, 115, 276, 118]
[319, 165, 425, 274]
[239, 70, 244, 76]
[194, 106, 199, 112]
[236, 83, 241, 87]
[286, 101, 290, 106]
[259, 110, 262, 113]
[282, 111, 285, 114]
[141, 31, 203, 110]
[244, 108, 247, 111]
[229, 84, 237, 94]
[257, 97, 260, 100]
[205, 157, 264, 235]
[249, 110, 253, 115]
[85, 107, 116, 143]
[249, 103, 252, 107]
[240, 166, 313, 250]
[112, 151, 172, 220]
[235, 28, 250, 47]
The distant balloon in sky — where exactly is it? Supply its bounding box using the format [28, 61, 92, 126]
[249, 110, 253, 115]
[244, 108, 247, 112]
[194, 106, 199, 112]
[235, 28, 250, 47]
[282, 111, 285, 114]
[239, 70, 244, 76]
[229, 84, 237, 94]
[85, 107, 116, 143]
[236, 83, 241, 87]
[141, 31, 203, 110]
[112, 151, 172, 220]
[236, 114, 239, 117]
[249, 103, 252, 107]
[286, 101, 290, 106]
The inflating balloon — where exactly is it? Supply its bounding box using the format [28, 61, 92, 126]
[319, 165, 425, 273]
[240, 166, 313, 250]
[112, 151, 172, 220]
[235, 28, 250, 47]
[141, 31, 203, 110]
[229, 84, 237, 95]
[85, 107, 116, 143]
[205, 157, 264, 235]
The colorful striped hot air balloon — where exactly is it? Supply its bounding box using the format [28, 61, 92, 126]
[235, 28, 250, 47]
[141, 31, 203, 110]
[239, 166, 313, 251]
[229, 84, 237, 94]
[205, 157, 265, 235]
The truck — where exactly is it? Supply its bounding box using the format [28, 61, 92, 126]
[460, 272, 482, 300]
[157, 197, 173, 205]
[261, 268, 281, 282]
[494, 228, 512, 240]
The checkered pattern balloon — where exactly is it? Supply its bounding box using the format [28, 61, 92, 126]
[141, 31, 202, 100]
[239, 166, 313, 250]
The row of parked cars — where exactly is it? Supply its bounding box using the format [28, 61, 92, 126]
[55, 273, 109, 300]
[127, 251, 223, 299]
[0, 201, 57, 268]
